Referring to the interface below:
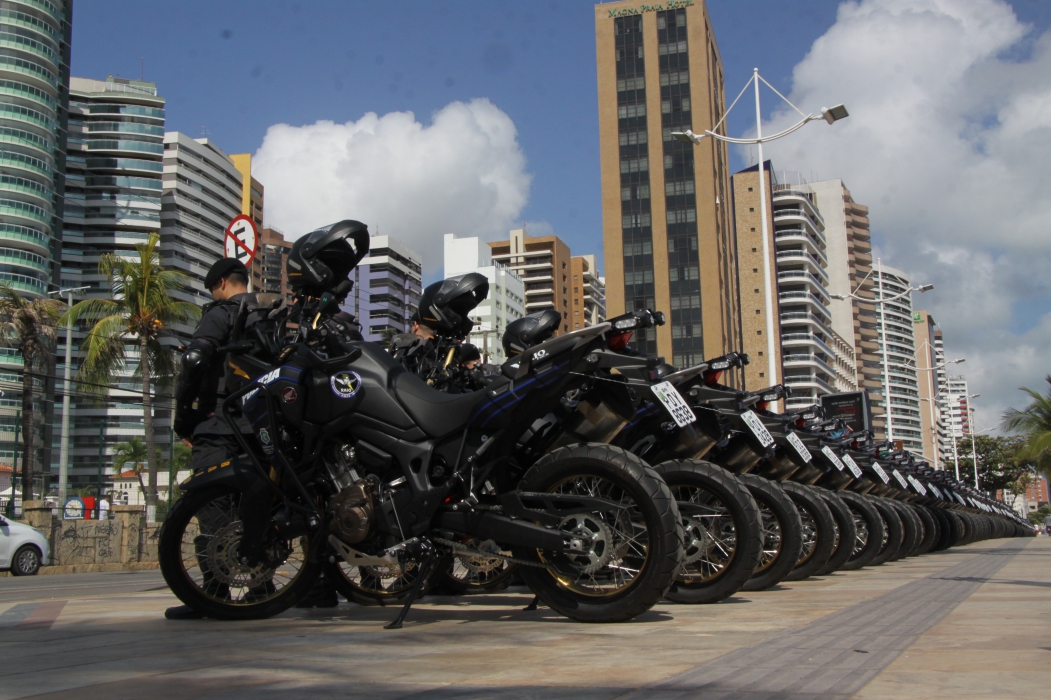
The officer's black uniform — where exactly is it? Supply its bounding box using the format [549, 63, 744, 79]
[174, 258, 259, 470]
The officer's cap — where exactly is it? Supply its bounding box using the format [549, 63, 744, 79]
[204, 258, 248, 290]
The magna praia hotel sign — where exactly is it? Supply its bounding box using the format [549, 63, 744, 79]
[608, 0, 695, 18]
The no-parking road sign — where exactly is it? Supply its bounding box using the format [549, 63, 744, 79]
[224, 215, 259, 266]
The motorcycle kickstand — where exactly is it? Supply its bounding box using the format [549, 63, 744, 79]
[385, 553, 436, 630]
[523, 595, 540, 611]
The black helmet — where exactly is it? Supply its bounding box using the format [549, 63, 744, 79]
[415, 273, 489, 336]
[287, 220, 370, 294]
[502, 309, 561, 357]
[458, 343, 481, 364]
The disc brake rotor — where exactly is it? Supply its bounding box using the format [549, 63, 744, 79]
[681, 516, 713, 565]
[560, 513, 614, 574]
[204, 521, 278, 588]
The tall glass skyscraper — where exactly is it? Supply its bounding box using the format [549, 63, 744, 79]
[0, 0, 72, 495]
[58, 75, 165, 487]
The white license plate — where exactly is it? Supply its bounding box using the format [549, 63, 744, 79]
[740, 410, 775, 447]
[907, 475, 928, 496]
[651, 381, 696, 428]
[841, 454, 863, 478]
[871, 461, 890, 484]
[892, 470, 910, 489]
[786, 432, 812, 462]
[821, 445, 846, 472]
[927, 483, 944, 499]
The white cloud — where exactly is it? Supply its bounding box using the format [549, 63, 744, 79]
[253, 98, 531, 267]
[756, 0, 1051, 429]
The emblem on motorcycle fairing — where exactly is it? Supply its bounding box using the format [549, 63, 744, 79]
[330, 371, 362, 398]
[258, 428, 271, 444]
[281, 387, 298, 403]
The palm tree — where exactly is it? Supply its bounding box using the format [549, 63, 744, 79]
[111, 437, 151, 498]
[0, 285, 63, 502]
[1002, 374, 1051, 476]
[62, 234, 199, 515]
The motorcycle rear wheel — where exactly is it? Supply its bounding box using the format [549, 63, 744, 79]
[781, 482, 836, 581]
[738, 474, 803, 592]
[159, 485, 323, 620]
[812, 488, 857, 576]
[512, 444, 683, 623]
[837, 491, 885, 570]
[654, 459, 762, 604]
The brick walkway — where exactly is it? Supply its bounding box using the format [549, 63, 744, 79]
[0, 537, 1048, 699]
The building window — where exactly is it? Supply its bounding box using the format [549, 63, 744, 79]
[619, 130, 648, 146]
[620, 156, 649, 173]
[618, 103, 647, 119]
[659, 70, 689, 87]
[665, 180, 694, 196]
[616, 76, 645, 91]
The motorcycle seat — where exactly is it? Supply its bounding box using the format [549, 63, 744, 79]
[391, 370, 490, 438]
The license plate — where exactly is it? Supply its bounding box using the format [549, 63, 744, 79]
[907, 475, 928, 496]
[927, 483, 944, 499]
[871, 461, 890, 484]
[821, 445, 846, 471]
[786, 432, 812, 462]
[651, 381, 696, 428]
[740, 410, 774, 447]
[841, 454, 863, 478]
[892, 470, 910, 489]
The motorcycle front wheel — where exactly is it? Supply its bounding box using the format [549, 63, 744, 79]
[159, 485, 323, 620]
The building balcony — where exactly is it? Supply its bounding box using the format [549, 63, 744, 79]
[783, 352, 836, 377]
[778, 290, 831, 313]
[777, 269, 828, 294]
[772, 208, 824, 235]
[780, 311, 832, 334]
[524, 286, 554, 295]
[781, 332, 835, 357]
[772, 191, 825, 225]
[776, 251, 829, 282]
[783, 373, 835, 395]
[774, 227, 827, 258]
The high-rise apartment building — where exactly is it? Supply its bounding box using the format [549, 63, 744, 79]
[254, 227, 292, 301]
[58, 76, 166, 487]
[343, 235, 422, 343]
[942, 373, 973, 470]
[444, 233, 525, 364]
[2, 0, 73, 493]
[913, 309, 950, 467]
[160, 133, 244, 318]
[730, 166, 857, 407]
[810, 179, 885, 434]
[570, 254, 606, 330]
[873, 264, 923, 453]
[596, 1, 740, 369]
[489, 228, 572, 334]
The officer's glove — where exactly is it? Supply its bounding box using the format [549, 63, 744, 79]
[174, 407, 204, 441]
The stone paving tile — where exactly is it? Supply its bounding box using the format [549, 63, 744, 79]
[0, 537, 1048, 699]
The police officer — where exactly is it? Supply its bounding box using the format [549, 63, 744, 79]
[173, 257, 257, 467]
[166, 258, 258, 620]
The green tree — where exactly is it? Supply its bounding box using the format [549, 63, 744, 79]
[1002, 375, 1051, 477]
[0, 285, 63, 501]
[956, 434, 1034, 493]
[111, 437, 151, 497]
[62, 234, 200, 514]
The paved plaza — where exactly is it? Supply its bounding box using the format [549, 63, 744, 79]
[0, 537, 1048, 699]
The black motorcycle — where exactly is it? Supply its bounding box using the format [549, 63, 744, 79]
[159, 221, 683, 625]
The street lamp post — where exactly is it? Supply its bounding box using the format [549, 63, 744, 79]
[832, 265, 932, 445]
[673, 68, 848, 387]
[48, 285, 89, 508]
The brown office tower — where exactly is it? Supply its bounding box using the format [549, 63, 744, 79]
[489, 228, 573, 334]
[595, 1, 739, 371]
[570, 254, 607, 330]
[255, 227, 293, 301]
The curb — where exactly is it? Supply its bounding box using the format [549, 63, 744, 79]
[0, 561, 160, 577]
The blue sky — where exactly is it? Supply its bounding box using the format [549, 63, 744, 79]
[73, 1, 1051, 422]
[72, 0, 1050, 263]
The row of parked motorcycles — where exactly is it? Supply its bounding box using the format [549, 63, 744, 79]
[158, 221, 1032, 627]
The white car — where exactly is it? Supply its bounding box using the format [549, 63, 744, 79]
[0, 514, 50, 576]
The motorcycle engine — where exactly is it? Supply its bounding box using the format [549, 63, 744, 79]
[327, 476, 377, 544]
[323, 442, 378, 545]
